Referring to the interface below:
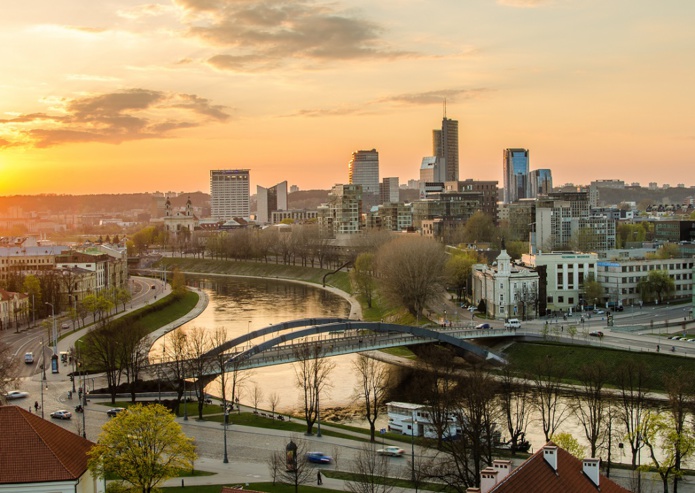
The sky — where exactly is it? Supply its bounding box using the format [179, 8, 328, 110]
[0, 0, 694, 196]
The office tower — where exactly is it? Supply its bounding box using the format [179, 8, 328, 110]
[348, 149, 379, 194]
[528, 169, 553, 198]
[380, 177, 399, 204]
[433, 116, 459, 182]
[503, 149, 530, 203]
[257, 181, 288, 224]
[210, 169, 250, 221]
[419, 156, 446, 198]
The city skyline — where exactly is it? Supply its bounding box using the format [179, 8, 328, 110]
[1, 1, 694, 196]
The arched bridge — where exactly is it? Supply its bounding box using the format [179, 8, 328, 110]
[194, 318, 510, 378]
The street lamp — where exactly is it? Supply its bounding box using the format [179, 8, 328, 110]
[45, 302, 58, 358]
[76, 339, 87, 438]
[183, 377, 188, 421]
[223, 406, 229, 463]
[40, 338, 47, 419]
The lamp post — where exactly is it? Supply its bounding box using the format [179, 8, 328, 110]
[40, 338, 47, 419]
[223, 405, 229, 463]
[316, 382, 322, 438]
[183, 377, 188, 421]
[410, 417, 416, 486]
[76, 339, 87, 438]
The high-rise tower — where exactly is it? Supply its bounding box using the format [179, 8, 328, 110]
[433, 106, 459, 182]
[348, 149, 379, 194]
[257, 181, 288, 224]
[503, 149, 529, 204]
[210, 169, 250, 220]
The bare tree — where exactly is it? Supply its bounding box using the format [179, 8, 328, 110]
[185, 327, 215, 419]
[251, 381, 264, 412]
[375, 235, 447, 317]
[272, 438, 314, 493]
[114, 320, 151, 403]
[346, 442, 394, 493]
[83, 324, 121, 404]
[498, 366, 531, 455]
[616, 359, 648, 470]
[293, 344, 335, 435]
[572, 361, 608, 457]
[353, 355, 390, 441]
[664, 369, 695, 493]
[351, 253, 377, 309]
[268, 392, 280, 417]
[162, 329, 190, 412]
[210, 326, 236, 411]
[529, 355, 568, 442]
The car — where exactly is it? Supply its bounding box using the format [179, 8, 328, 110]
[107, 407, 126, 417]
[615, 305, 624, 312]
[4, 390, 29, 400]
[24, 352, 34, 364]
[594, 310, 605, 315]
[305, 452, 333, 464]
[589, 331, 604, 338]
[475, 323, 491, 329]
[377, 446, 405, 457]
[50, 410, 72, 420]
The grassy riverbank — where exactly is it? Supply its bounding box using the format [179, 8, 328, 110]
[504, 341, 695, 392]
[159, 257, 353, 294]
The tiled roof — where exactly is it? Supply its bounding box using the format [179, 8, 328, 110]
[490, 443, 630, 493]
[0, 406, 94, 484]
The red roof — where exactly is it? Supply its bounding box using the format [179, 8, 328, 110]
[0, 406, 94, 484]
[489, 443, 630, 493]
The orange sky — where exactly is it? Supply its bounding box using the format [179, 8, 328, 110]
[1, 0, 694, 196]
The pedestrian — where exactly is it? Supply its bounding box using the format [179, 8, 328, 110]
[657, 344, 660, 352]
[317, 471, 322, 485]
[34, 401, 39, 411]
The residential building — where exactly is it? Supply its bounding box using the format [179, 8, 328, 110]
[433, 116, 459, 181]
[472, 247, 540, 320]
[257, 181, 288, 224]
[506, 199, 536, 242]
[210, 169, 250, 221]
[364, 202, 412, 231]
[527, 169, 553, 198]
[0, 289, 29, 332]
[502, 149, 529, 204]
[521, 252, 598, 314]
[0, 245, 70, 285]
[411, 193, 480, 230]
[446, 179, 499, 221]
[472, 442, 629, 493]
[317, 184, 363, 238]
[0, 406, 101, 493]
[380, 177, 400, 204]
[531, 191, 593, 253]
[654, 220, 695, 243]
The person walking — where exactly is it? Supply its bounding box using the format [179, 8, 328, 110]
[317, 471, 322, 485]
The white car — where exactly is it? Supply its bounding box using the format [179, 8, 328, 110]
[4, 390, 29, 400]
[377, 446, 405, 457]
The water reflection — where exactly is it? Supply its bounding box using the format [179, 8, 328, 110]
[151, 276, 359, 410]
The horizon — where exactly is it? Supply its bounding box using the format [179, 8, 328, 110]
[1, 1, 694, 195]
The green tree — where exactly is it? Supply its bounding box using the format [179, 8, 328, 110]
[582, 273, 603, 307]
[445, 250, 483, 301]
[22, 274, 42, 327]
[638, 270, 675, 303]
[551, 432, 586, 459]
[171, 267, 187, 298]
[88, 403, 196, 493]
[462, 211, 496, 244]
[351, 253, 376, 309]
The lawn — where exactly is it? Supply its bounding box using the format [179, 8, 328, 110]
[503, 341, 695, 391]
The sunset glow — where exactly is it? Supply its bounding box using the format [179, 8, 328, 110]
[1, 0, 694, 195]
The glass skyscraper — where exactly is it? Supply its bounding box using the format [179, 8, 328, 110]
[503, 149, 529, 203]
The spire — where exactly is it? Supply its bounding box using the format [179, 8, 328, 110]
[443, 98, 447, 119]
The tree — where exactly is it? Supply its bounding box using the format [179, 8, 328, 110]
[185, 327, 215, 419]
[376, 235, 446, 317]
[353, 355, 390, 442]
[445, 250, 483, 301]
[251, 381, 264, 411]
[268, 392, 280, 416]
[663, 369, 695, 493]
[83, 324, 121, 403]
[171, 267, 187, 298]
[270, 438, 314, 493]
[530, 355, 568, 442]
[551, 432, 586, 459]
[616, 359, 649, 470]
[582, 273, 603, 307]
[462, 211, 496, 244]
[114, 321, 150, 403]
[115, 287, 132, 312]
[22, 275, 42, 328]
[351, 253, 377, 308]
[572, 361, 608, 457]
[638, 270, 675, 303]
[88, 403, 196, 493]
[293, 344, 335, 435]
[346, 442, 394, 493]
[498, 366, 531, 455]
[0, 341, 19, 401]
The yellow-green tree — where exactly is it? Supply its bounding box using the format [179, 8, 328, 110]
[550, 432, 586, 459]
[88, 403, 196, 493]
[445, 250, 484, 301]
[171, 267, 187, 298]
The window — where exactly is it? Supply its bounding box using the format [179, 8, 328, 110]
[558, 296, 564, 303]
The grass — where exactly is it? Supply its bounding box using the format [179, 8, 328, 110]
[162, 482, 344, 493]
[503, 341, 695, 392]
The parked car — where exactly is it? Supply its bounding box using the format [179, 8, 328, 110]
[107, 407, 126, 417]
[475, 323, 491, 329]
[377, 446, 405, 457]
[4, 390, 29, 400]
[50, 409, 72, 420]
[305, 452, 333, 464]
[589, 331, 604, 338]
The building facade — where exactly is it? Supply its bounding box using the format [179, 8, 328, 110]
[271, 209, 318, 224]
[348, 150, 379, 195]
[380, 177, 400, 204]
[527, 169, 553, 198]
[502, 148, 529, 204]
[434, 117, 459, 182]
[257, 181, 288, 224]
[210, 169, 250, 221]
[446, 179, 499, 221]
[317, 184, 363, 238]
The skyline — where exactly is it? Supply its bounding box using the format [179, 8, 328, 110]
[1, 0, 694, 196]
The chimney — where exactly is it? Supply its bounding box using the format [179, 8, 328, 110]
[480, 467, 499, 493]
[543, 445, 558, 471]
[583, 458, 600, 487]
[493, 459, 512, 481]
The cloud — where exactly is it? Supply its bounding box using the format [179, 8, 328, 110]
[497, 0, 552, 7]
[0, 88, 230, 148]
[173, 0, 414, 72]
[286, 88, 491, 118]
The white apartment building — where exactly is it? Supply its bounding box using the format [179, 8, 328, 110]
[210, 169, 250, 220]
